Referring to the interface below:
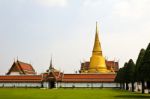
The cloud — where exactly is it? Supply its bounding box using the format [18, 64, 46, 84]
[83, 0, 102, 7]
[35, 0, 68, 7]
[112, 0, 150, 19]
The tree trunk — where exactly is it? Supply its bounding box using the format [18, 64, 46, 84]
[146, 81, 150, 94]
[142, 80, 145, 94]
[123, 83, 125, 90]
[120, 83, 122, 89]
[121, 83, 123, 89]
[126, 82, 129, 90]
[131, 82, 134, 92]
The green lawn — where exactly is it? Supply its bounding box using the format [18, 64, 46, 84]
[0, 88, 150, 99]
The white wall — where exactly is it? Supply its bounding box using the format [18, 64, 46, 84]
[57, 82, 120, 88]
[0, 82, 41, 88]
[0, 82, 120, 88]
[9, 72, 20, 75]
[43, 82, 49, 88]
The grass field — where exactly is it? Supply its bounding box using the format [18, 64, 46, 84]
[0, 88, 150, 99]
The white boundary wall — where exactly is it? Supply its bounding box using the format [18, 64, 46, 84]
[57, 82, 120, 88]
[0, 82, 120, 88]
[0, 83, 41, 88]
[43, 82, 49, 88]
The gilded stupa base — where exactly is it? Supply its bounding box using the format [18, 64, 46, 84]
[88, 68, 110, 73]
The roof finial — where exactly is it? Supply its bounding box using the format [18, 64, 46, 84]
[14, 58, 16, 62]
[29, 60, 32, 65]
[96, 21, 99, 34]
[49, 55, 53, 70]
[17, 56, 19, 62]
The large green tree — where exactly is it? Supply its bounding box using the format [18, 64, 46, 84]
[117, 60, 135, 91]
[135, 48, 145, 82]
[135, 49, 145, 93]
[126, 59, 135, 92]
[115, 67, 125, 89]
[139, 43, 150, 93]
[115, 63, 127, 90]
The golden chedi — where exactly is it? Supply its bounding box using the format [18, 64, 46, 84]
[88, 22, 110, 73]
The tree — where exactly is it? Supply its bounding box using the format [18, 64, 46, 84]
[115, 67, 125, 89]
[116, 60, 135, 92]
[115, 63, 127, 90]
[135, 48, 145, 92]
[126, 59, 135, 92]
[122, 62, 130, 90]
[122, 60, 135, 91]
[135, 49, 145, 82]
[139, 43, 150, 93]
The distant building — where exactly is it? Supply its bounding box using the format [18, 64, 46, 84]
[106, 60, 119, 72]
[79, 22, 119, 73]
[7, 60, 36, 75]
[43, 71, 119, 88]
[0, 22, 120, 88]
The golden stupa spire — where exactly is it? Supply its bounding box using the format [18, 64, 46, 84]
[88, 22, 109, 73]
[93, 22, 102, 55]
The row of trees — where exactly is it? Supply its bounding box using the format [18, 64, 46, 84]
[115, 43, 150, 94]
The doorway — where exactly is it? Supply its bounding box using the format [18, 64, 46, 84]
[48, 81, 55, 88]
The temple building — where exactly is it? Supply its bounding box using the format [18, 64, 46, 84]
[42, 58, 119, 88]
[7, 60, 36, 75]
[0, 60, 42, 88]
[80, 22, 119, 73]
[89, 22, 110, 73]
[0, 22, 120, 88]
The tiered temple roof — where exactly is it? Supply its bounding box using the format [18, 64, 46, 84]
[7, 60, 36, 75]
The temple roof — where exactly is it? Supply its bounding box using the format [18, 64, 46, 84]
[0, 73, 116, 83]
[62, 74, 116, 83]
[47, 73, 116, 83]
[7, 60, 36, 75]
[0, 75, 42, 82]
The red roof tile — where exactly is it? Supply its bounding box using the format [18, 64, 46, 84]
[18, 61, 36, 74]
[43, 71, 63, 81]
[62, 78, 115, 82]
[62, 74, 116, 83]
[63, 74, 115, 79]
[19, 62, 33, 71]
[7, 60, 36, 75]
[0, 75, 42, 82]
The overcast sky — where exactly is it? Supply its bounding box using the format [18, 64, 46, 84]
[0, 0, 150, 74]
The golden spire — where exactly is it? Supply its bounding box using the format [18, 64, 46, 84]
[93, 22, 102, 55]
[88, 22, 109, 73]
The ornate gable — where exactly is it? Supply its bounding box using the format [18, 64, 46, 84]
[6, 60, 36, 75]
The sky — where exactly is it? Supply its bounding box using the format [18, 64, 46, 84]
[0, 0, 150, 74]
